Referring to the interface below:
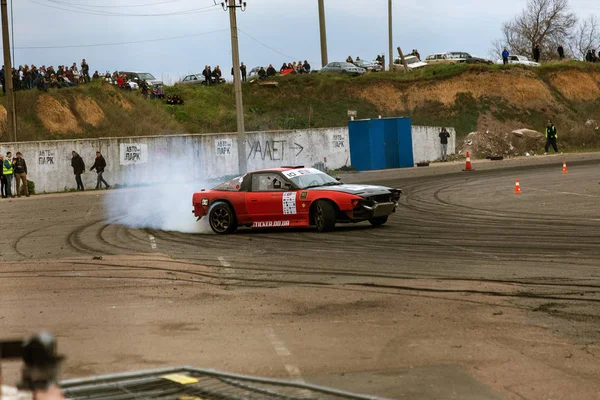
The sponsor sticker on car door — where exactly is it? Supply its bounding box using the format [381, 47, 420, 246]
[283, 192, 297, 215]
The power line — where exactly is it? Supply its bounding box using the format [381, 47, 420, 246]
[47, 0, 182, 8]
[237, 28, 301, 61]
[14, 28, 229, 49]
[27, 0, 219, 17]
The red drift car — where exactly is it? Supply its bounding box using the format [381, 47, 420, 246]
[192, 167, 402, 234]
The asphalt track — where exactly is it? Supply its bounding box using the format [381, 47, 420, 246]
[1, 154, 599, 400]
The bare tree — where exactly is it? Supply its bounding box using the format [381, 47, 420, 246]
[492, 0, 577, 60]
[569, 15, 600, 59]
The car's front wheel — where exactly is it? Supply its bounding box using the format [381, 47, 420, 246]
[312, 200, 336, 233]
[368, 216, 388, 226]
[208, 202, 238, 235]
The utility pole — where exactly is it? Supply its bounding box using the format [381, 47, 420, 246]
[318, 0, 328, 67]
[1, 0, 16, 142]
[388, 0, 393, 72]
[223, 0, 247, 174]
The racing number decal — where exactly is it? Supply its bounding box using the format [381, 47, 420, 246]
[283, 192, 297, 215]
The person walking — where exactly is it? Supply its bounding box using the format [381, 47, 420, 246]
[13, 152, 29, 197]
[439, 127, 450, 162]
[545, 120, 559, 154]
[0, 154, 6, 198]
[502, 47, 510, 65]
[3, 151, 14, 198]
[71, 151, 86, 191]
[90, 151, 110, 190]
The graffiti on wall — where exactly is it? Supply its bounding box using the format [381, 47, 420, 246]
[333, 134, 345, 148]
[216, 139, 233, 156]
[38, 150, 55, 165]
[246, 140, 304, 161]
[120, 144, 149, 165]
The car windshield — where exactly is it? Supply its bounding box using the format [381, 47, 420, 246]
[281, 168, 341, 189]
[339, 62, 355, 68]
[137, 73, 156, 80]
[356, 60, 370, 67]
[405, 57, 418, 65]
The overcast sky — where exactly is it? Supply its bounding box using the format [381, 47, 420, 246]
[5, 0, 600, 83]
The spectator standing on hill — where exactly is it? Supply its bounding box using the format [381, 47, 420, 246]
[439, 128, 450, 162]
[81, 59, 90, 83]
[280, 63, 288, 73]
[502, 47, 510, 64]
[90, 151, 110, 190]
[545, 120, 559, 154]
[3, 152, 14, 198]
[266, 64, 276, 77]
[533, 43, 541, 63]
[240, 62, 247, 82]
[0, 154, 5, 198]
[346, 56, 354, 63]
[557, 45, 565, 59]
[71, 151, 85, 191]
[13, 152, 29, 197]
[202, 65, 212, 85]
[212, 65, 222, 83]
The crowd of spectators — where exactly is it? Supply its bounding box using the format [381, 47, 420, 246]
[202, 65, 225, 85]
[585, 49, 599, 62]
[0, 59, 95, 92]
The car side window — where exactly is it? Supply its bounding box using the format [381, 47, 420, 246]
[251, 174, 285, 192]
[183, 76, 190, 81]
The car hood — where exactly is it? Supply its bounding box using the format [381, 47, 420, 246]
[307, 184, 395, 197]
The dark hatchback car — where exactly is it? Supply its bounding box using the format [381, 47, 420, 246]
[448, 52, 493, 64]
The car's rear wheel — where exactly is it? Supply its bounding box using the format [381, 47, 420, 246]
[369, 216, 388, 226]
[312, 200, 336, 233]
[208, 202, 237, 235]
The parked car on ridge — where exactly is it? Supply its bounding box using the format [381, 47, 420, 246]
[393, 55, 429, 70]
[423, 53, 457, 64]
[119, 71, 163, 88]
[495, 55, 541, 66]
[448, 52, 493, 64]
[353, 59, 382, 72]
[321, 62, 366, 75]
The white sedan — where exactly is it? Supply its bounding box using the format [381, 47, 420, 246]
[496, 55, 540, 66]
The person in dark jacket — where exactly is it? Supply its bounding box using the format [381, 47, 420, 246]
[240, 62, 247, 82]
[71, 151, 86, 191]
[533, 43, 541, 63]
[13, 152, 29, 197]
[202, 65, 212, 85]
[545, 120, 559, 154]
[266, 64, 276, 77]
[439, 128, 451, 161]
[258, 66, 267, 79]
[90, 151, 110, 190]
[557, 45, 565, 59]
[303, 60, 311, 73]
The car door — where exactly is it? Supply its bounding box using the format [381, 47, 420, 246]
[246, 173, 290, 225]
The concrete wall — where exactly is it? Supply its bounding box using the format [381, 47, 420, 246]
[412, 126, 457, 163]
[0, 127, 350, 194]
[0, 125, 453, 194]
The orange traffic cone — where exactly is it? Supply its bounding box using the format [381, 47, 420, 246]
[463, 152, 474, 171]
[562, 161, 568, 174]
[514, 179, 522, 194]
